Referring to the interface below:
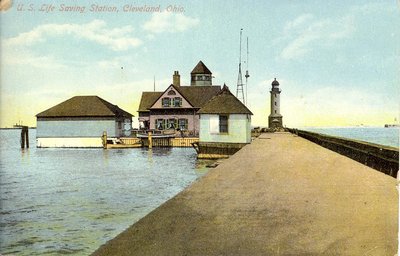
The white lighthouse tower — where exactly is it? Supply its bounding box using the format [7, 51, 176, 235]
[268, 78, 283, 129]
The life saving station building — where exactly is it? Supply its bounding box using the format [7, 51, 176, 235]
[137, 61, 221, 136]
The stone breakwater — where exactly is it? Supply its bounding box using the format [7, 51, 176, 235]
[288, 128, 399, 178]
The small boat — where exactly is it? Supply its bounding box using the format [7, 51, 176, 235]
[104, 138, 142, 149]
[106, 143, 142, 149]
[136, 133, 175, 138]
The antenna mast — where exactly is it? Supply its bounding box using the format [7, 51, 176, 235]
[236, 29, 245, 105]
[245, 37, 249, 106]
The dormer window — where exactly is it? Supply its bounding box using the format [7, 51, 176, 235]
[162, 97, 170, 107]
[173, 97, 182, 107]
[168, 90, 176, 95]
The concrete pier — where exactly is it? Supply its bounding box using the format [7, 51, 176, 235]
[92, 132, 398, 255]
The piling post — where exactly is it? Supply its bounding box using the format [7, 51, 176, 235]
[19, 126, 29, 149]
[148, 131, 152, 149]
[20, 128, 25, 148]
[25, 127, 29, 148]
[102, 131, 107, 149]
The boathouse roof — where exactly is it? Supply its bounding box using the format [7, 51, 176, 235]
[197, 84, 253, 115]
[190, 61, 212, 74]
[36, 96, 133, 118]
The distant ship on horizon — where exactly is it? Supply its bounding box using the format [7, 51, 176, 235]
[384, 118, 399, 128]
[384, 124, 399, 128]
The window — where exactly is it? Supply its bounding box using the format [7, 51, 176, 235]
[162, 97, 170, 107]
[167, 90, 176, 95]
[275, 110, 277, 114]
[178, 119, 188, 130]
[155, 119, 164, 130]
[173, 97, 182, 107]
[118, 122, 122, 129]
[219, 115, 228, 133]
[197, 75, 203, 81]
[166, 119, 177, 130]
[274, 101, 277, 106]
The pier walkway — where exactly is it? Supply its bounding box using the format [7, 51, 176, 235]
[92, 132, 398, 255]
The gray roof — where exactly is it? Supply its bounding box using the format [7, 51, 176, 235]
[138, 92, 163, 112]
[36, 96, 133, 118]
[191, 61, 212, 74]
[177, 85, 221, 107]
[197, 85, 253, 115]
[138, 85, 221, 111]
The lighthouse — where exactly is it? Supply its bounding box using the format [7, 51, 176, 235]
[268, 78, 283, 129]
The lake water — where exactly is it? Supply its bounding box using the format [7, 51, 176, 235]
[0, 129, 210, 255]
[303, 127, 399, 148]
[1, 127, 398, 255]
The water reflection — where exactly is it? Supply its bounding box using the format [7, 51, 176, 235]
[21, 148, 30, 163]
[147, 148, 153, 165]
[102, 149, 109, 166]
[1, 129, 210, 256]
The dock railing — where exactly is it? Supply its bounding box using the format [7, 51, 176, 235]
[287, 128, 399, 178]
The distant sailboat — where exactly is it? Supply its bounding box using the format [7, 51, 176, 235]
[13, 120, 25, 128]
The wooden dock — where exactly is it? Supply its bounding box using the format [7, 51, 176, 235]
[103, 135, 198, 149]
[140, 137, 199, 148]
[92, 132, 397, 255]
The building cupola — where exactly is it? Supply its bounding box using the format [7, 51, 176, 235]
[190, 61, 212, 86]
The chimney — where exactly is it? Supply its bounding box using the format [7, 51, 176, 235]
[173, 71, 180, 87]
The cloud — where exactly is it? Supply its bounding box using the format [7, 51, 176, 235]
[3, 50, 67, 69]
[283, 14, 314, 33]
[280, 15, 355, 60]
[3, 19, 142, 51]
[143, 12, 199, 33]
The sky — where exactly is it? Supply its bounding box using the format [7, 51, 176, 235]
[0, 0, 399, 128]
